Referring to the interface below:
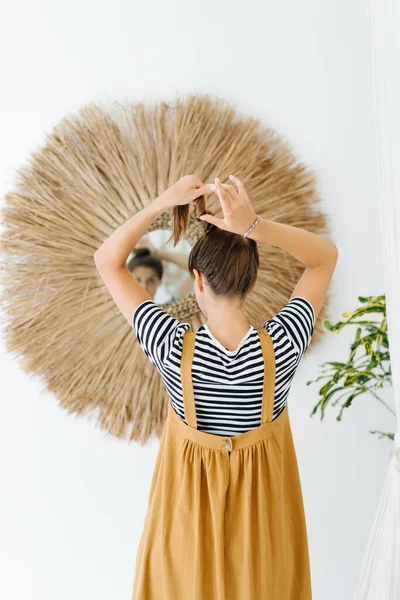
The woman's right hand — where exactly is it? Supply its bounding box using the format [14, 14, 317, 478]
[199, 175, 257, 236]
[136, 235, 156, 254]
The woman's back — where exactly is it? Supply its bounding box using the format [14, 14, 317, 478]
[132, 295, 315, 437]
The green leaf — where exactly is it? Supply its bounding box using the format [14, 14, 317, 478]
[309, 294, 393, 441]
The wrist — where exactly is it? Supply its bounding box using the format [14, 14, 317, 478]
[153, 192, 173, 212]
[243, 214, 260, 238]
[247, 216, 268, 242]
[153, 249, 165, 260]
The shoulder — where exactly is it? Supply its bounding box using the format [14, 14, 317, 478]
[262, 296, 315, 359]
[132, 299, 191, 370]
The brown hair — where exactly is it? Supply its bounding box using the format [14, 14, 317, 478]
[127, 247, 163, 280]
[167, 194, 259, 300]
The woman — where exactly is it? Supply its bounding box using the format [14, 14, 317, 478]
[94, 174, 338, 599]
[127, 237, 194, 301]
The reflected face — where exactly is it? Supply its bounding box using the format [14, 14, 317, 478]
[133, 266, 160, 299]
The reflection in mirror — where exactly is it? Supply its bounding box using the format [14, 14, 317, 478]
[126, 229, 193, 304]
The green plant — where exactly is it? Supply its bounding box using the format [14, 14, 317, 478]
[307, 295, 395, 440]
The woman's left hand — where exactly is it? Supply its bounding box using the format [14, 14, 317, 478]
[159, 175, 216, 208]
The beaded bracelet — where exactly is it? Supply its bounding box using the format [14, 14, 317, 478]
[243, 215, 260, 238]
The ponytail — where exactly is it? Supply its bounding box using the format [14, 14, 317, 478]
[166, 194, 216, 246]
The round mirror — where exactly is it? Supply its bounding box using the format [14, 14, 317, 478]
[0, 97, 328, 444]
[126, 229, 194, 304]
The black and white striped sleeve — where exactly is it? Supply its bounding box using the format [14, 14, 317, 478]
[132, 299, 191, 370]
[265, 296, 315, 359]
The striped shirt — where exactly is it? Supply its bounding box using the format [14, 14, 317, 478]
[132, 296, 315, 437]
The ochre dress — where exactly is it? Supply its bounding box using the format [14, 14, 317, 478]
[132, 327, 312, 599]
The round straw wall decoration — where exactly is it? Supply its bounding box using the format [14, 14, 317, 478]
[0, 94, 330, 443]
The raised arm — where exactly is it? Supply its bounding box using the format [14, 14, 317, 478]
[94, 175, 214, 326]
[200, 175, 338, 324]
[248, 218, 338, 322]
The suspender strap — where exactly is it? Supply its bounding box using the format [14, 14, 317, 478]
[180, 331, 197, 428]
[258, 327, 276, 424]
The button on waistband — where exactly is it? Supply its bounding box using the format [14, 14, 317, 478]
[225, 438, 232, 450]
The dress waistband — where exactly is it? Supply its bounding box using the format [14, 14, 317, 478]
[167, 401, 288, 451]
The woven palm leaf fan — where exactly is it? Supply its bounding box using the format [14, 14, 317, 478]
[0, 93, 330, 443]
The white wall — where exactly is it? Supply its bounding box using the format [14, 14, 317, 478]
[0, 1, 391, 598]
